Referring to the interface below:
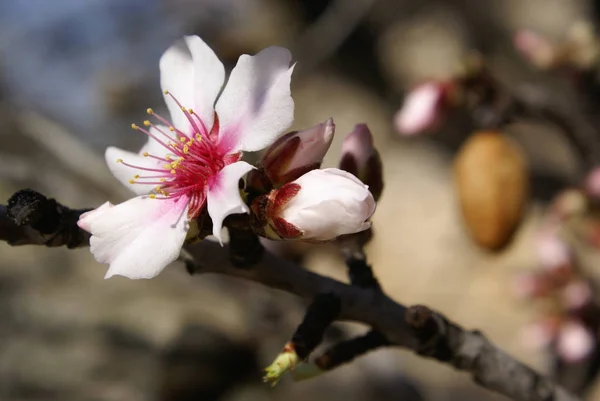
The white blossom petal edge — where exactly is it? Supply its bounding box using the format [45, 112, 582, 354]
[81, 35, 295, 279]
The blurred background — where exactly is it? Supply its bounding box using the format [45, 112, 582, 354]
[3, 0, 600, 400]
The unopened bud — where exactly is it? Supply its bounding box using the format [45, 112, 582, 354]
[514, 29, 557, 69]
[534, 229, 573, 272]
[254, 119, 335, 190]
[556, 320, 595, 363]
[339, 124, 384, 200]
[584, 166, 600, 199]
[562, 280, 593, 311]
[394, 81, 454, 136]
[259, 168, 376, 241]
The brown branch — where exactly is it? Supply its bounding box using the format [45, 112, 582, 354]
[0, 195, 583, 401]
[185, 241, 580, 401]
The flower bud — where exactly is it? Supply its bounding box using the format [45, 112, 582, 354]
[556, 320, 595, 363]
[261, 168, 376, 241]
[253, 119, 335, 190]
[394, 81, 454, 136]
[339, 124, 383, 200]
[534, 229, 573, 272]
[513, 29, 557, 69]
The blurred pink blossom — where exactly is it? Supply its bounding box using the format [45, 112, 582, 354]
[512, 272, 546, 299]
[534, 229, 572, 271]
[584, 166, 600, 198]
[556, 320, 595, 363]
[514, 29, 556, 69]
[394, 81, 452, 136]
[561, 280, 593, 311]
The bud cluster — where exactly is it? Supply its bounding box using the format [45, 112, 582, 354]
[247, 119, 383, 242]
[514, 223, 599, 364]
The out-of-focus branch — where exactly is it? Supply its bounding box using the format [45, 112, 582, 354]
[0, 192, 583, 401]
[460, 62, 600, 172]
[291, 0, 378, 75]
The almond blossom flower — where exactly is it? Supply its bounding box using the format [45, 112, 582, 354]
[79, 36, 294, 279]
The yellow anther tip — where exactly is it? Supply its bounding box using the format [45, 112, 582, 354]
[188, 108, 194, 114]
[146, 108, 154, 114]
[169, 126, 175, 131]
[149, 194, 156, 199]
[116, 158, 123, 163]
[163, 90, 169, 95]
[143, 120, 151, 126]
[131, 123, 138, 129]
[129, 179, 135, 184]
[170, 169, 176, 174]
[180, 106, 186, 111]
[142, 152, 149, 157]
[134, 174, 140, 179]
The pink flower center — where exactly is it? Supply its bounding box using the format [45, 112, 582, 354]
[117, 91, 240, 218]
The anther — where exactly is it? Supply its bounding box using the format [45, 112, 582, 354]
[169, 126, 175, 132]
[180, 106, 186, 112]
[143, 120, 151, 126]
[195, 134, 202, 141]
[163, 163, 171, 169]
[143, 152, 149, 157]
[149, 194, 157, 199]
[170, 169, 176, 174]
[163, 90, 169, 95]
[134, 174, 140, 179]
[116, 158, 123, 163]
[131, 123, 139, 130]
[146, 108, 154, 115]
[188, 108, 195, 114]
[129, 179, 135, 184]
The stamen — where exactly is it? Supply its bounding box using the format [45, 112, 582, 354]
[119, 160, 171, 173]
[164, 91, 206, 137]
[132, 122, 182, 156]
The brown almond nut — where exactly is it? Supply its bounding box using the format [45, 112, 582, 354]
[453, 131, 529, 250]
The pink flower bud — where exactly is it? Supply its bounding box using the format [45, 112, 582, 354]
[394, 81, 452, 136]
[258, 119, 335, 189]
[561, 280, 593, 311]
[534, 229, 572, 272]
[265, 168, 376, 241]
[514, 29, 556, 69]
[339, 124, 384, 200]
[584, 166, 600, 199]
[512, 272, 547, 299]
[556, 320, 595, 363]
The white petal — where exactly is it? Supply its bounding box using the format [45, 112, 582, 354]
[78, 201, 114, 232]
[215, 47, 294, 153]
[184, 35, 225, 132]
[207, 161, 254, 243]
[160, 40, 195, 132]
[105, 146, 166, 196]
[88, 196, 189, 279]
